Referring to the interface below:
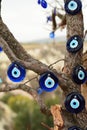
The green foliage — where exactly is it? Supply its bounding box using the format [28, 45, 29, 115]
[7, 95, 32, 113]
[14, 111, 31, 130]
[1, 93, 32, 130]
[46, 97, 60, 108]
[31, 102, 53, 130]
[7, 95, 33, 130]
[0, 109, 4, 120]
[0, 93, 60, 130]
[1, 93, 14, 104]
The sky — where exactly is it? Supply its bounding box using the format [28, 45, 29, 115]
[1, 0, 87, 42]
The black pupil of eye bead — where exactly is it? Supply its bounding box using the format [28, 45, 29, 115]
[80, 74, 82, 77]
[48, 81, 51, 85]
[72, 42, 75, 45]
[14, 71, 17, 74]
[71, 3, 74, 6]
[73, 102, 76, 105]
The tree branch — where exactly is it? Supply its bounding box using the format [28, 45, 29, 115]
[0, 36, 74, 94]
[63, 0, 87, 129]
[0, 79, 51, 116]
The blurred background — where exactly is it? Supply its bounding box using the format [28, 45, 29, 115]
[0, 0, 87, 130]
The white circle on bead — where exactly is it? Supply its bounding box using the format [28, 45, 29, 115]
[68, 0, 78, 11]
[45, 77, 55, 88]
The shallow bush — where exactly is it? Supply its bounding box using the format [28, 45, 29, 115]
[0, 93, 59, 130]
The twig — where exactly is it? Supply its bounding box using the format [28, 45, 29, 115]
[24, 76, 38, 85]
[23, 59, 65, 85]
[55, 0, 64, 10]
[84, 30, 87, 40]
[48, 59, 65, 68]
[41, 122, 53, 130]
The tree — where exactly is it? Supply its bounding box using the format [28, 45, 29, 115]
[0, 0, 87, 130]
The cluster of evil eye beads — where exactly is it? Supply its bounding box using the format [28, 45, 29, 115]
[5, 1, 86, 129]
[7, 62, 59, 92]
[37, 0, 47, 9]
[64, 0, 87, 86]
[37, 0, 56, 39]
[64, 0, 86, 129]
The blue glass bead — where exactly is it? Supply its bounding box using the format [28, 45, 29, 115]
[64, 0, 82, 15]
[66, 35, 83, 53]
[68, 126, 82, 130]
[72, 65, 87, 84]
[37, 88, 43, 94]
[49, 31, 55, 39]
[37, 0, 41, 4]
[39, 71, 59, 92]
[47, 16, 52, 23]
[41, 0, 47, 9]
[7, 62, 26, 82]
[0, 47, 3, 52]
[64, 92, 85, 114]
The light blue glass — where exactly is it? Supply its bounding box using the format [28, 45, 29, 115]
[78, 70, 85, 80]
[70, 39, 78, 48]
[68, 0, 77, 11]
[11, 67, 21, 78]
[49, 32, 55, 39]
[70, 98, 80, 109]
[0, 78, 2, 83]
[45, 77, 55, 89]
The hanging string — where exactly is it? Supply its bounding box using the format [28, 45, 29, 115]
[23, 76, 38, 85]
[48, 58, 65, 68]
[24, 58, 65, 85]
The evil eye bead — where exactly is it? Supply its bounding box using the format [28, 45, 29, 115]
[64, 92, 85, 114]
[64, 0, 82, 15]
[37, 88, 43, 94]
[7, 62, 26, 82]
[0, 47, 3, 52]
[39, 71, 59, 92]
[47, 16, 52, 23]
[37, 0, 41, 4]
[49, 31, 55, 39]
[68, 126, 82, 130]
[72, 65, 87, 84]
[66, 35, 83, 53]
[41, 0, 47, 9]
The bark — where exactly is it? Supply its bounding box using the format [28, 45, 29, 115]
[63, 0, 87, 129]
